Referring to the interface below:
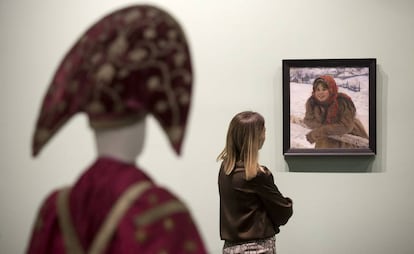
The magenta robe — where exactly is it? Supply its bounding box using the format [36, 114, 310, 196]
[26, 157, 207, 253]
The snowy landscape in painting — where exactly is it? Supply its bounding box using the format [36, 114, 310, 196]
[288, 67, 370, 149]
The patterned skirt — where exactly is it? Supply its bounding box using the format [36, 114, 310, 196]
[223, 236, 276, 254]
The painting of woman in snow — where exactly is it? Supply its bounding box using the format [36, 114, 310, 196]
[303, 75, 368, 148]
[283, 59, 376, 155]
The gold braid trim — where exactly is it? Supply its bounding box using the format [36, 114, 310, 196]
[89, 113, 146, 130]
[57, 187, 85, 254]
[89, 181, 152, 254]
[57, 181, 152, 254]
[135, 200, 188, 226]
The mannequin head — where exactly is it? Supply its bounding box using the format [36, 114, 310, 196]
[94, 118, 146, 164]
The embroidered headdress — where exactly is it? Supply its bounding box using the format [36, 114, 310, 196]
[32, 5, 193, 156]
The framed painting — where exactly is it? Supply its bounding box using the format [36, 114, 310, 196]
[282, 58, 376, 156]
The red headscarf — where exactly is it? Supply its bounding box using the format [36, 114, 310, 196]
[32, 5, 193, 156]
[311, 75, 352, 124]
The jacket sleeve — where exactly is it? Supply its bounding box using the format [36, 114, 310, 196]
[251, 171, 293, 227]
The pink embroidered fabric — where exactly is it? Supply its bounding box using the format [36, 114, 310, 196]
[26, 157, 207, 253]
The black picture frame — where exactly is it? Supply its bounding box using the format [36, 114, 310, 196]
[282, 58, 376, 156]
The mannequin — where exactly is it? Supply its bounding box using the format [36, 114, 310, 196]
[26, 5, 207, 254]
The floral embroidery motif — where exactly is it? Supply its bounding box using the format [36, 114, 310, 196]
[163, 218, 174, 231]
[135, 229, 147, 243]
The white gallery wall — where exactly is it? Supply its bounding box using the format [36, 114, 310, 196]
[1, 0, 414, 253]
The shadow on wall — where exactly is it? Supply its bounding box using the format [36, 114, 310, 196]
[285, 156, 375, 173]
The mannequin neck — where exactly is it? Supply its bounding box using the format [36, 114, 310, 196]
[94, 120, 146, 164]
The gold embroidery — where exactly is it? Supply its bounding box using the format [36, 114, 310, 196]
[158, 40, 167, 48]
[167, 126, 182, 143]
[163, 218, 174, 231]
[68, 81, 79, 94]
[148, 194, 158, 205]
[158, 249, 168, 254]
[95, 63, 115, 83]
[33, 5, 193, 157]
[89, 114, 145, 130]
[128, 48, 148, 62]
[179, 92, 190, 105]
[118, 69, 129, 78]
[144, 28, 157, 39]
[171, 70, 192, 85]
[108, 35, 128, 60]
[167, 29, 178, 40]
[147, 8, 159, 18]
[155, 101, 168, 113]
[184, 240, 197, 252]
[147, 76, 161, 90]
[63, 60, 73, 72]
[35, 129, 50, 144]
[124, 10, 142, 24]
[135, 229, 147, 243]
[91, 53, 103, 65]
[86, 101, 105, 114]
[135, 200, 187, 226]
[173, 52, 186, 67]
[98, 32, 109, 43]
[185, 74, 192, 84]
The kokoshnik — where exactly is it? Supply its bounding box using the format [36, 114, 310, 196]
[32, 5, 193, 156]
[27, 5, 207, 254]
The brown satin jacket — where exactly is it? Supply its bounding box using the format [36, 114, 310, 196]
[218, 164, 293, 242]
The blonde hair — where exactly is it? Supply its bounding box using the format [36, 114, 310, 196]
[217, 111, 265, 180]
